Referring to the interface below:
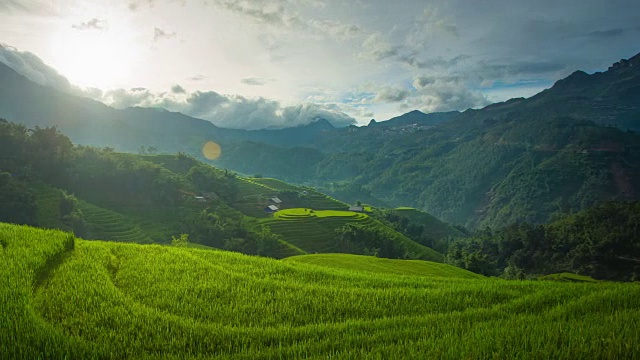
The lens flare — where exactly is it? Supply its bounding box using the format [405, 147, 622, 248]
[202, 141, 222, 160]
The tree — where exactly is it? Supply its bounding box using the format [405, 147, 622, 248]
[255, 226, 282, 257]
[171, 233, 189, 247]
[0, 172, 37, 225]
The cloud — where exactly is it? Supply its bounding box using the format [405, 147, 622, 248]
[373, 85, 410, 103]
[359, 33, 398, 61]
[241, 77, 270, 86]
[416, 8, 459, 38]
[72, 18, 106, 31]
[476, 59, 569, 83]
[399, 54, 470, 70]
[171, 84, 186, 93]
[0, 44, 75, 93]
[0, 0, 52, 14]
[187, 74, 207, 81]
[128, 0, 186, 11]
[584, 26, 640, 40]
[96, 86, 355, 129]
[153, 27, 176, 41]
[215, 0, 302, 28]
[0, 44, 353, 130]
[409, 75, 489, 113]
[309, 19, 364, 39]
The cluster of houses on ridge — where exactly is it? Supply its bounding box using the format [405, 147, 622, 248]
[264, 197, 282, 213]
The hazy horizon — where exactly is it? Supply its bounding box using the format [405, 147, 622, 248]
[1, 0, 639, 129]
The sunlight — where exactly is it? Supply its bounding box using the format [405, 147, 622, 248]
[50, 20, 136, 89]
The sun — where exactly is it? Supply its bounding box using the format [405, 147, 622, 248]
[50, 21, 136, 89]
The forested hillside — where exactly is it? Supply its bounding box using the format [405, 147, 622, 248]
[239, 54, 640, 229]
[447, 201, 640, 281]
[0, 119, 444, 262]
[2, 54, 639, 230]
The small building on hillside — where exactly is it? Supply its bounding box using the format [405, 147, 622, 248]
[270, 197, 282, 204]
[264, 205, 279, 213]
[194, 196, 207, 203]
[203, 192, 219, 200]
[349, 206, 364, 212]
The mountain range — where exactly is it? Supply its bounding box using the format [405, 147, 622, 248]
[1, 52, 639, 228]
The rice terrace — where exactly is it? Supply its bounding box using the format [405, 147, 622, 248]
[2, 223, 639, 359]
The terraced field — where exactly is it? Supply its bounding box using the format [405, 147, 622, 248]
[31, 183, 68, 230]
[233, 178, 278, 217]
[78, 202, 153, 243]
[261, 208, 442, 261]
[284, 253, 483, 279]
[3, 223, 640, 359]
[300, 190, 348, 210]
[234, 177, 349, 217]
[250, 177, 302, 191]
[262, 208, 374, 253]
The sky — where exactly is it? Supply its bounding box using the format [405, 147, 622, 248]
[0, 0, 639, 129]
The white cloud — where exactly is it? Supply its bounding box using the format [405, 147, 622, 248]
[0, 44, 76, 93]
[409, 75, 489, 113]
[359, 33, 398, 61]
[72, 18, 107, 31]
[373, 85, 410, 103]
[153, 27, 176, 41]
[95, 87, 355, 129]
[241, 77, 270, 86]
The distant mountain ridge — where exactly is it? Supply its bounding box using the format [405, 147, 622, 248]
[1, 52, 640, 229]
[0, 61, 347, 152]
[368, 110, 460, 129]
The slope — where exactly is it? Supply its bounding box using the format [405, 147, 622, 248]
[283, 253, 481, 279]
[261, 208, 444, 262]
[2, 223, 640, 359]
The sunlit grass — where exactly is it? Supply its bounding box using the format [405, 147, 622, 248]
[2, 223, 640, 359]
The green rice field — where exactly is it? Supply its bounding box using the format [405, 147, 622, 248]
[261, 208, 442, 261]
[2, 223, 639, 359]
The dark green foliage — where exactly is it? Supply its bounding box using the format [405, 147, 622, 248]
[446, 201, 640, 281]
[254, 226, 283, 257]
[215, 141, 325, 181]
[186, 163, 238, 202]
[335, 223, 420, 259]
[373, 208, 465, 254]
[58, 191, 88, 238]
[0, 172, 37, 225]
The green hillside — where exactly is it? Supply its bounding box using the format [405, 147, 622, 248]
[3, 223, 640, 359]
[261, 208, 444, 262]
[284, 253, 482, 279]
[76, 201, 153, 243]
[394, 207, 466, 238]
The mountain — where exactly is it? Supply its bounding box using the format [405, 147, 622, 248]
[368, 110, 460, 129]
[0, 61, 340, 152]
[2, 53, 640, 229]
[308, 53, 640, 227]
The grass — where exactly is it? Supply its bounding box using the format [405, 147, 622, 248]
[538, 272, 600, 283]
[31, 182, 70, 230]
[284, 253, 483, 279]
[31, 182, 159, 243]
[234, 178, 349, 217]
[2, 223, 640, 359]
[77, 201, 154, 243]
[261, 208, 444, 259]
[250, 177, 302, 192]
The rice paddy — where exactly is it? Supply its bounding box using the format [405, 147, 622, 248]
[2, 223, 639, 359]
[260, 208, 442, 261]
